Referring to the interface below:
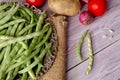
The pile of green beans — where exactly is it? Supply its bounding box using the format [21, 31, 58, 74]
[0, 2, 53, 80]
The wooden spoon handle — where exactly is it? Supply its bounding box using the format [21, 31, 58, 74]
[40, 15, 67, 80]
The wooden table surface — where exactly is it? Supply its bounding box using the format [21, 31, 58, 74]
[4, 0, 120, 80]
[67, 0, 120, 80]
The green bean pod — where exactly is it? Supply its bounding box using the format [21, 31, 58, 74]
[0, 48, 6, 63]
[6, 48, 40, 73]
[0, 3, 15, 20]
[18, 43, 51, 74]
[20, 8, 31, 21]
[0, 3, 10, 12]
[85, 32, 94, 75]
[22, 7, 35, 23]
[0, 3, 19, 25]
[16, 22, 25, 36]
[18, 23, 36, 36]
[6, 68, 15, 80]
[0, 26, 49, 48]
[0, 19, 25, 31]
[34, 26, 52, 49]
[10, 23, 19, 36]
[0, 29, 7, 35]
[21, 72, 28, 80]
[76, 30, 88, 61]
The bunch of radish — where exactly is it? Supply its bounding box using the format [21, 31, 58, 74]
[80, 0, 107, 25]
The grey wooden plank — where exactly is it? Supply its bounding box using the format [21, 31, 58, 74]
[67, 40, 120, 80]
[67, 0, 120, 70]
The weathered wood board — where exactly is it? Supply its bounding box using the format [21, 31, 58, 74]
[67, 40, 120, 80]
[67, 0, 120, 70]
[2, 0, 120, 80]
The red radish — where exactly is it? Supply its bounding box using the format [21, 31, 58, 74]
[79, 11, 94, 25]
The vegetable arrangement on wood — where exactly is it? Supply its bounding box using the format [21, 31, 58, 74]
[80, 0, 107, 25]
[0, 2, 57, 80]
[24, 0, 108, 77]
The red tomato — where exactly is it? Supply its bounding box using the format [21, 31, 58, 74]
[26, 0, 45, 7]
[88, 0, 107, 16]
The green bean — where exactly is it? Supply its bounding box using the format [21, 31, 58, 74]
[0, 19, 25, 31]
[0, 27, 15, 78]
[0, 35, 14, 40]
[0, 2, 54, 79]
[0, 44, 21, 77]
[27, 28, 32, 35]
[35, 47, 44, 75]
[17, 47, 25, 55]
[10, 23, 18, 36]
[0, 11, 7, 20]
[85, 32, 94, 75]
[0, 46, 11, 79]
[16, 22, 25, 36]
[6, 66, 20, 80]
[76, 30, 88, 61]
[0, 3, 19, 25]
[22, 7, 34, 23]
[14, 31, 29, 59]
[21, 72, 28, 80]
[0, 29, 7, 35]
[12, 16, 20, 20]
[20, 8, 31, 21]
[0, 3, 9, 12]
[36, 43, 52, 75]
[16, 49, 38, 79]
[0, 25, 12, 65]
[1, 44, 20, 64]
[14, 54, 26, 63]
[36, 11, 46, 31]
[33, 14, 38, 22]
[18, 42, 28, 49]
[9, 44, 21, 59]
[12, 66, 20, 79]
[45, 42, 52, 56]
[0, 26, 48, 48]
[34, 26, 52, 49]
[18, 23, 36, 36]
[19, 60, 42, 74]
[0, 48, 6, 63]
[28, 13, 46, 75]
[26, 61, 36, 79]
[6, 48, 40, 73]
[35, 43, 52, 75]
[35, 58, 43, 75]
[1, 46, 11, 64]
[6, 26, 12, 35]
[0, 3, 15, 20]
[29, 23, 50, 49]
[19, 45, 51, 74]
[6, 69, 14, 80]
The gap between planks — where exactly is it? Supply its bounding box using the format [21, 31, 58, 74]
[66, 38, 120, 72]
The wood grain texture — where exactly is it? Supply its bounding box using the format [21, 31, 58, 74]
[67, 0, 120, 70]
[1, 0, 120, 80]
[67, 40, 120, 80]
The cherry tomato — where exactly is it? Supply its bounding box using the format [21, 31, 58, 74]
[26, 0, 45, 7]
[88, 0, 107, 16]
